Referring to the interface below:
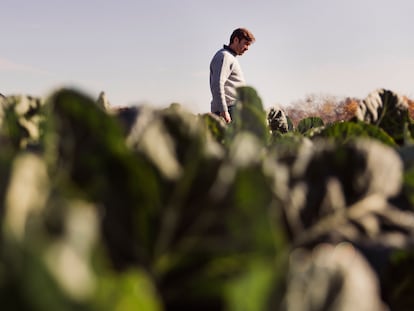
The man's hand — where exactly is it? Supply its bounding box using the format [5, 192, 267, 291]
[220, 110, 232, 123]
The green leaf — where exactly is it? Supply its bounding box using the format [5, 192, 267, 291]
[45, 88, 163, 267]
[232, 87, 270, 143]
[297, 116, 324, 134]
[93, 268, 163, 311]
[201, 113, 227, 144]
[315, 120, 397, 147]
[225, 258, 277, 311]
[0, 239, 88, 311]
[380, 250, 414, 310]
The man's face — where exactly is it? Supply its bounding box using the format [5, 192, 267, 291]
[233, 38, 252, 55]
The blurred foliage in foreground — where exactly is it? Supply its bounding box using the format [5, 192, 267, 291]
[1, 87, 414, 310]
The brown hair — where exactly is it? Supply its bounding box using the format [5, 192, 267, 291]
[229, 28, 256, 44]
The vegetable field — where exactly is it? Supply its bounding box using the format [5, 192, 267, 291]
[1, 86, 414, 310]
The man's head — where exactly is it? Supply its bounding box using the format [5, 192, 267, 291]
[229, 28, 255, 56]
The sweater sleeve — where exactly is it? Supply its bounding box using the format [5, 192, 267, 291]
[210, 52, 233, 112]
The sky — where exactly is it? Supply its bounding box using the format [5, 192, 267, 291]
[1, 0, 414, 113]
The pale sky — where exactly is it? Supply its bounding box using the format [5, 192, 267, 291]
[1, 0, 413, 113]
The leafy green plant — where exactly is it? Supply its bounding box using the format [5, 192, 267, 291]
[297, 116, 324, 134]
[2, 86, 414, 310]
[314, 120, 397, 147]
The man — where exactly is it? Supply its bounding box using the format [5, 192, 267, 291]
[209, 28, 255, 123]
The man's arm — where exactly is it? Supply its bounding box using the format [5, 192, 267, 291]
[211, 53, 233, 122]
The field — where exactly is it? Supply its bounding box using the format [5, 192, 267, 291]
[1, 86, 414, 310]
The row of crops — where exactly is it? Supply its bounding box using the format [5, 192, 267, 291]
[1, 86, 414, 310]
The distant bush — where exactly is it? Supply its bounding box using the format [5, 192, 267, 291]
[284, 93, 361, 126]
